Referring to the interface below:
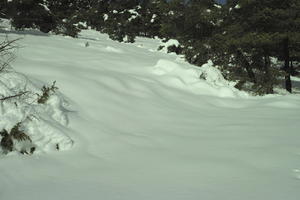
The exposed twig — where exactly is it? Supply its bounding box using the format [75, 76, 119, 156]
[0, 37, 21, 72]
[0, 38, 20, 53]
[0, 91, 29, 101]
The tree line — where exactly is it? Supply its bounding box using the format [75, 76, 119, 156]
[1, 0, 299, 94]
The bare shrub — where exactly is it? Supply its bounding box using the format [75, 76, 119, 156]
[0, 37, 19, 72]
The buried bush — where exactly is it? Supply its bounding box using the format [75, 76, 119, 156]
[0, 38, 70, 156]
[0, 122, 34, 155]
[8, 0, 56, 33]
[37, 81, 58, 104]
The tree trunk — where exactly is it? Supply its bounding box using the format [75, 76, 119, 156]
[283, 38, 292, 93]
[290, 61, 296, 76]
[263, 55, 273, 94]
[236, 49, 257, 84]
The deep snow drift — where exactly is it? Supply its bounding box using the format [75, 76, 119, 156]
[1, 28, 300, 200]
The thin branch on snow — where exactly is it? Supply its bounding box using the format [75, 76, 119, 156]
[0, 38, 20, 53]
[0, 91, 29, 101]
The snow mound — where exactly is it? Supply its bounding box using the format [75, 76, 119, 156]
[152, 59, 248, 98]
[0, 71, 73, 155]
[158, 39, 180, 53]
[105, 46, 123, 53]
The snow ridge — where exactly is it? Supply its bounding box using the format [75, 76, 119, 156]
[152, 59, 248, 98]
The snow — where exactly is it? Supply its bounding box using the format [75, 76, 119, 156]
[75, 21, 88, 29]
[158, 39, 180, 53]
[1, 26, 300, 200]
[214, 4, 222, 9]
[150, 14, 157, 23]
[128, 9, 138, 15]
[0, 69, 73, 154]
[127, 9, 139, 22]
[168, 11, 175, 15]
[234, 4, 241, 9]
[164, 39, 180, 47]
[103, 14, 109, 21]
[39, 3, 50, 12]
[152, 59, 247, 98]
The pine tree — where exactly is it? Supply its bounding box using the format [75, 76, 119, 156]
[159, 0, 186, 40]
[269, 0, 300, 93]
[139, 0, 166, 37]
[85, 0, 110, 31]
[209, 0, 300, 94]
[0, 0, 9, 18]
[180, 0, 218, 65]
[8, 0, 55, 33]
[159, 0, 217, 65]
[46, 0, 81, 37]
[103, 0, 140, 42]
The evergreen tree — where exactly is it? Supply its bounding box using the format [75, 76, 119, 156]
[270, 0, 300, 93]
[46, 0, 81, 37]
[0, 0, 9, 18]
[139, 0, 166, 37]
[85, 0, 110, 31]
[209, 0, 300, 94]
[180, 0, 218, 65]
[8, 0, 55, 33]
[158, 0, 217, 65]
[159, 0, 186, 40]
[103, 0, 140, 42]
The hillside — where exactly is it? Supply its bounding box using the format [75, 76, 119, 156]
[1, 28, 300, 200]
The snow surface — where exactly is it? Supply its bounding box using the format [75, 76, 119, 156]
[158, 39, 180, 53]
[103, 14, 109, 21]
[150, 14, 157, 23]
[1, 28, 300, 200]
[127, 8, 139, 22]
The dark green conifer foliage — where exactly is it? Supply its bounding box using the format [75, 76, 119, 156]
[270, 0, 300, 93]
[159, 0, 186, 40]
[0, 0, 9, 18]
[210, 0, 300, 94]
[103, 0, 140, 42]
[180, 0, 218, 65]
[8, 0, 55, 33]
[47, 0, 82, 37]
[85, 0, 110, 31]
[159, 0, 217, 65]
[139, 0, 167, 38]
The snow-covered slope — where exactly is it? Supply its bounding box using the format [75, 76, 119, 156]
[1, 29, 300, 200]
[0, 70, 73, 154]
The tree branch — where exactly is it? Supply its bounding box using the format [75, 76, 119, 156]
[0, 38, 20, 53]
[0, 91, 29, 101]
